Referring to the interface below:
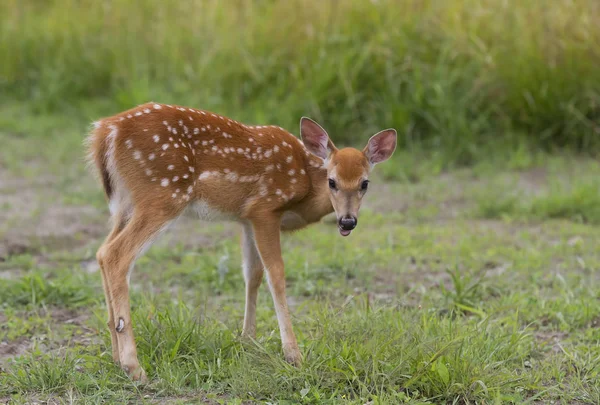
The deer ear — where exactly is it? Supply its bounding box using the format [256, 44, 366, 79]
[364, 129, 397, 165]
[300, 117, 336, 160]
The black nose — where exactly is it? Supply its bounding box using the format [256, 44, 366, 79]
[339, 215, 357, 231]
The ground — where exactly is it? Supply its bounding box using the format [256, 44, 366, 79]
[1, 121, 600, 404]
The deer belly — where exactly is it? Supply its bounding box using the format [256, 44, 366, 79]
[185, 199, 237, 222]
[280, 211, 307, 230]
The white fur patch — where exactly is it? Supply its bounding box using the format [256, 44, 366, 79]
[185, 200, 235, 222]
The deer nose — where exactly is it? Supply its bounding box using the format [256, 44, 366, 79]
[339, 215, 357, 231]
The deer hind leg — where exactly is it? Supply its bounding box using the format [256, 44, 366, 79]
[241, 222, 264, 338]
[97, 210, 173, 381]
[97, 212, 129, 364]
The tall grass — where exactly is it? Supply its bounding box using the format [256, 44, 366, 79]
[1, 0, 599, 165]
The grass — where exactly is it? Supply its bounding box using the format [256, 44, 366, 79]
[2, 208, 600, 403]
[1, 0, 600, 170]
[2, 1, 600, 402]
[475, 161, 600, 224]
[2, 110, 600, 402]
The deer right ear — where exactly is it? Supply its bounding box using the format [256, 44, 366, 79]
[300, 117, 335, 160]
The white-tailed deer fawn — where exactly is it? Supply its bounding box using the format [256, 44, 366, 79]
[87, 102, 396, 381]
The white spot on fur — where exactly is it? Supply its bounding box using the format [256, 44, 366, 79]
[259, 183, 268, 196]
[148, 153, 155, 160]
[167, 165, 174, 170]
[162, 144, 169, 150]
[161, 178, 169, 187]
[153, 104, 162, 109]
[133, 150, 141, 160]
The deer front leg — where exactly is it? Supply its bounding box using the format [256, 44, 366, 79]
[250, 216, 301, 366]
[241, 222, 264, 338]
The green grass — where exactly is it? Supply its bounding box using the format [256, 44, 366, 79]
[3, 140, 600, 402]
[3, 210, 600, 403]
[475, 161, 600, 224]
[1, 0, 600, 170]
[3, 1, 600, 402]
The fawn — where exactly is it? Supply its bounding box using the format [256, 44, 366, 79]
[87, 102, 397, 381]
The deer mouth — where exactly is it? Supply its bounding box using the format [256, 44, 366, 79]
[339, 227, 352, 237]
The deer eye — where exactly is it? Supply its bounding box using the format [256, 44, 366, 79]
[361, 180, 369, 191]
[328, 178, 337, 190]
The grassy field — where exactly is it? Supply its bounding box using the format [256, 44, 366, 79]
[1, 107, 600, 403]
[2, 0, 600, 168]
[2, 1, 600, 404]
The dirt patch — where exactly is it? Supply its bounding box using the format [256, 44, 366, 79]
[0, 336, 30, 359]
[0, 169, 107, 261]
[0, 307, 95, 366]
[518, 166, 548, 195]
[534, 331, 569, 354]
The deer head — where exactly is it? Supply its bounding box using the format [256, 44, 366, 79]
[300, 117, 397, 237]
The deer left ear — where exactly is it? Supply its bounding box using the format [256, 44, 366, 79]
[363, 129, 397, 166]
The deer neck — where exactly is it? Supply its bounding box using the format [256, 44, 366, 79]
[287, 161, 333, 225]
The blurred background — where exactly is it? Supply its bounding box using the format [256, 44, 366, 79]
[2, 1, 600, 403]
[2, 0, 599, 177]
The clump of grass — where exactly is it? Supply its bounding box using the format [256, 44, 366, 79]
[1, 299, 533, 403]
[1, 352, 81, 394]
[0, 272, 98, 309]
[1, 0, 599, 169]
[529, 181, 600, 223]
[475, 177, 600, 224]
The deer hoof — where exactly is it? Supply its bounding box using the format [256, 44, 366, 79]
[283, 347, 302, 367]
[122, 363, 147, 383]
